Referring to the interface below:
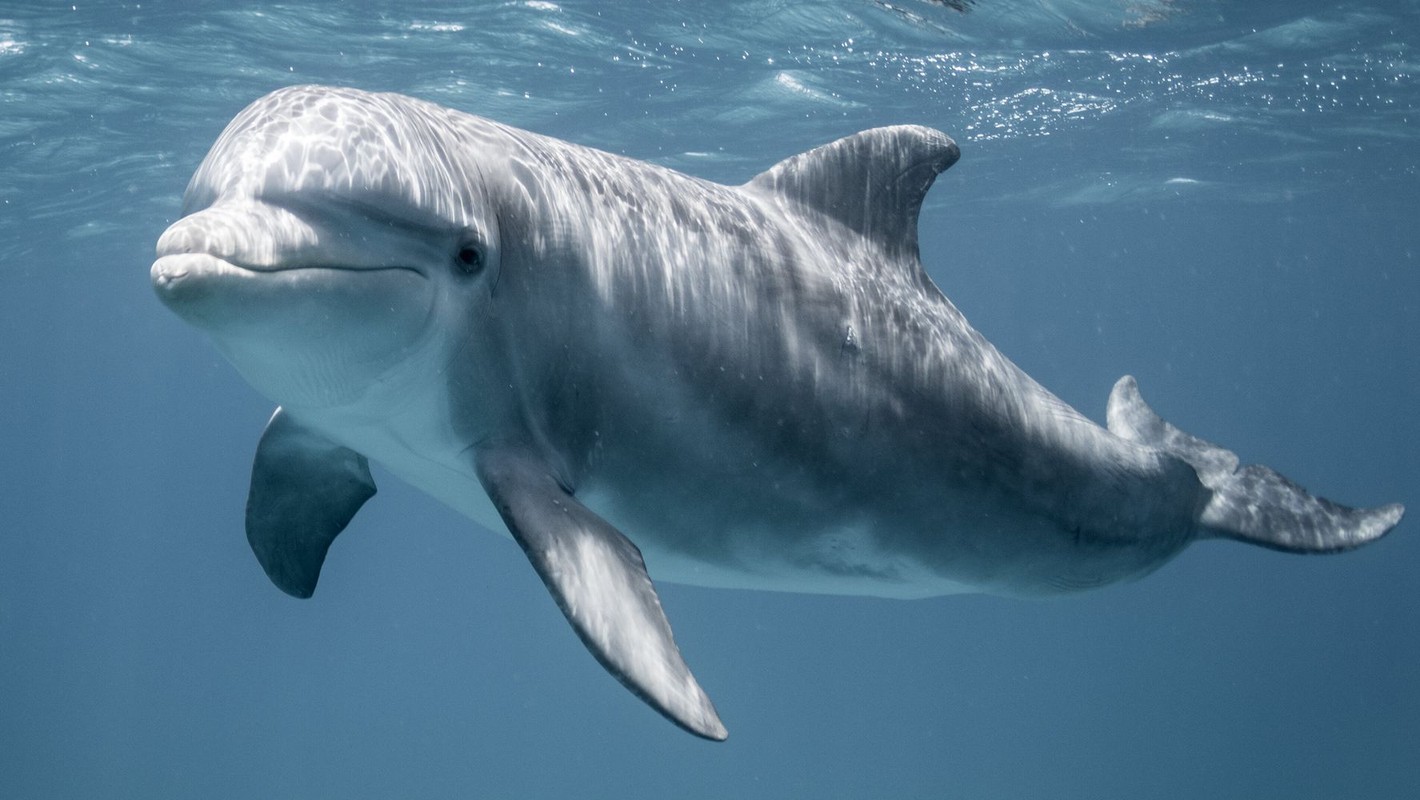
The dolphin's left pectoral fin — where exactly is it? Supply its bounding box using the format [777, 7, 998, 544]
[246, 408, 376, 598]
[475, 448, 728, 741]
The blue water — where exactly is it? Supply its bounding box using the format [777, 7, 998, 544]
[2, 1, 1417, 797]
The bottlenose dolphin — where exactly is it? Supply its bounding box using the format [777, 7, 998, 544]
[151, 85, 1403, 740]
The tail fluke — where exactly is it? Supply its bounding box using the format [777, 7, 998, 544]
[1107, 376, 1403, 553]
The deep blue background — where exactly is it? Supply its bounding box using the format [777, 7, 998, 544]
[2, 1, 1416, 797]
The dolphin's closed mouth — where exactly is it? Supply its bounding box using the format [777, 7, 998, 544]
[152, 251, 424, 282]
[149, 251, 427, 326]
[150, 252, 298, 293]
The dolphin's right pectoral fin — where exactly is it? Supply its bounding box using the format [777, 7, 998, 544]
[475, 447, 728, 741]
[246, 408, 376, 598]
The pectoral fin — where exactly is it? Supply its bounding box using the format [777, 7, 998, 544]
[475, 448, 727, 741]
[246, 408, 376, 597]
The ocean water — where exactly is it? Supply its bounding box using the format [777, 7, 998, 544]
[1, 0, 1417, 797]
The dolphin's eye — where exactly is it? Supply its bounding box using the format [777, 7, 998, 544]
[455, 245, 483, 275]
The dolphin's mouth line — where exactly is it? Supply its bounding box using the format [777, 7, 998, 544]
[158, 251, 426, 279]
[240, 262, 427, 278]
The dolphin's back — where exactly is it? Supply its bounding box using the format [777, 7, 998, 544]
[499, 118, 1401, 596]
[478, 122, 1191, 594]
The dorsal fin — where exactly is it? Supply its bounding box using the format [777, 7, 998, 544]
[744, 125, 959, 262]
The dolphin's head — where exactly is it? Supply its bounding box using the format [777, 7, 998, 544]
[152, 86, 504, 409]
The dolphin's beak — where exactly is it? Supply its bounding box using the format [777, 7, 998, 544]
[155, 201, 317, 271]
[150, 202, 431, 335]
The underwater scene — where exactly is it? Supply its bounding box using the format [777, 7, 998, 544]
[1, 1, 1417, 797]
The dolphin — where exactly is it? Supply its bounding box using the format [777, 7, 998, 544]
[151, 85, 1403, 740]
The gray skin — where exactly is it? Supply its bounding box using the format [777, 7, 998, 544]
[151, 86, 1403, 740]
